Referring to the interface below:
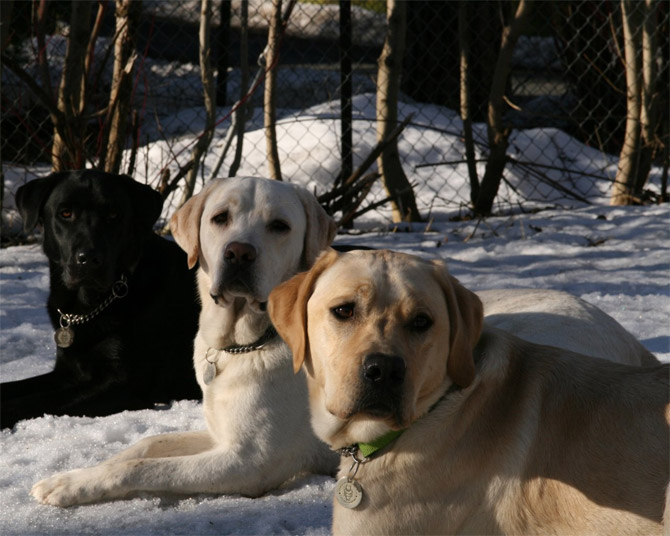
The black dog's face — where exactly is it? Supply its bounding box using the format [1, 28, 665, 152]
[16, 170, 163, 294]
[43, 179, 133, 290]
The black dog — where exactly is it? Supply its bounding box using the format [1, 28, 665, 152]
[1, 170, 201, 429]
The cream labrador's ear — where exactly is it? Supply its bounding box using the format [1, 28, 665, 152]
[294, 186, 337, 269]
[170, 180, 220, 268]
[269, 248, 339, 373]
[432, 259, 484, 388]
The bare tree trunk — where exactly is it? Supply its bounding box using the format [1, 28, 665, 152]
[52, 0, 92, 171]
[229, 0, 249, 177]
[611, 0, 661, 204]
[474, 0, 532, 216]
[265, 0, 283, 181]
[612, 0, 643, 205]
[634, 0, 659, 193]
[459, 0, 478, 205]
[101, 0, 141, 175]
[376, 0, 420, 222]
[179, 0, 216, 207]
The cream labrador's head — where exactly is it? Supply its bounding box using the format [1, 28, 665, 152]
[268, 249, 483, 448]
[171, 177, 336, 312]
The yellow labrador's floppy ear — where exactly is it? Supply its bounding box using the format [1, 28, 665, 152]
[170, 179, 220, 269]
[433, 259, 484, 388]
[269, 248, 339, 374]
[294, 186, 337, 269]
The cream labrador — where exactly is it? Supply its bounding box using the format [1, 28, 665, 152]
[31, 177, 338, 507]
[268, 249, 668, 535]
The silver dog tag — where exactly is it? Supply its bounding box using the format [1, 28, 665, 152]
[55, 327, 75, 348]
[203, 361, 217, 385]
[335, 477, 363, 509]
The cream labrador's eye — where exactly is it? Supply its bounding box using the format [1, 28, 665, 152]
[409, 313, 433, 332]
[331, 303, 355, 320]
[212, 211, 229, 225]
[268, 219, 291, 233]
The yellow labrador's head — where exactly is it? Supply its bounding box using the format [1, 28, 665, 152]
[170, 177, 336, 312]
[268, 249, 483, 448]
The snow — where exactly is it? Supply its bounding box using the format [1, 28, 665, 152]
[1, 202, 668, 535]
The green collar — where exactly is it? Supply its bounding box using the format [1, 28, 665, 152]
[356, 429, 405, 458]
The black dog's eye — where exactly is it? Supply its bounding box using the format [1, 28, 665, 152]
[268, 220, 290, 233]
[408, 313, 433, 332]
[59, 209, 73, 220]
[331, 303, 355, 320]
[107, 211, 118, 222]
[212, 211, 229, 225]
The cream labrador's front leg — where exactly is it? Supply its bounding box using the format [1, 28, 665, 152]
[31, 445, 299, 507]
[101, 431, 215, 464]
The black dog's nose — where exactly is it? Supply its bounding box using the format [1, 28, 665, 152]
[76, 249, 101, 266]
[362, 353, 406, 387]
[224, 242, 257, 266]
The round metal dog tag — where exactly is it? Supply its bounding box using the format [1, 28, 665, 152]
[55, 327, 75, 348]
[203, 361, 217, 385]
[335, 477, 363, 509]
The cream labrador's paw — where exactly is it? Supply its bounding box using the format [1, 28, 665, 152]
[31, 467, 110, 507]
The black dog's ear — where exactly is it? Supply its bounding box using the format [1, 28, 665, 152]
[118, 174, 164, 231]
[15, 172, 69, 232]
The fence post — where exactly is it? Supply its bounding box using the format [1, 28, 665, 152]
[339, 0, 353, 188]
[216, 0, 231, 106]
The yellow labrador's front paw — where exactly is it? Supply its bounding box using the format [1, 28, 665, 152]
[31, 469, 98, 507]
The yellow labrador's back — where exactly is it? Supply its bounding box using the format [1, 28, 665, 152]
[478, 289, 659, 366]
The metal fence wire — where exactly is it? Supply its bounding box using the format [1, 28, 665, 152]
[1, 0, 668, 238]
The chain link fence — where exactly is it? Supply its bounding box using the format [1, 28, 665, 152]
[2, 0, 668, 240]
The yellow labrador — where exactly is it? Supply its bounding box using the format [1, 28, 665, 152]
[479, 288, 658, 366]
[269, 249, 668, 535]
[31, 177, 338, 506]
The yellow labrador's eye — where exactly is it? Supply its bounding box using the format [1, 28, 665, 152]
[409, 313, 433, 332]
[212, 211, 229, 225]
[331, 303, 355, 320]
[268, 220, 290, 233]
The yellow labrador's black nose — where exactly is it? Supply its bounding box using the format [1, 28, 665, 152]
[362, 353, 406, 387]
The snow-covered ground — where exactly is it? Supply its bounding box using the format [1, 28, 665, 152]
[1, 201, 668, 535]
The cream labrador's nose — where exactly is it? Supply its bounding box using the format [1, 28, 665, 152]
[224, 241, 257, 267]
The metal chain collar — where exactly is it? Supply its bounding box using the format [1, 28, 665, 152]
[215, 325, 278, 355]
[202, 325, 279, 385]
[57, 275, 129, 329]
